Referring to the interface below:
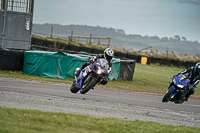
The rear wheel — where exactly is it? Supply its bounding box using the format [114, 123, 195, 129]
[80, 77, 97, 94]
[162, 88, 175, 102]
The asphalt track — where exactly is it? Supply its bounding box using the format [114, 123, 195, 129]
[0, 77, 200, 127]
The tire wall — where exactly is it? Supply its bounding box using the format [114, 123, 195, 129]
[118, 60, 136, 81]
[0, 49, 24, 71]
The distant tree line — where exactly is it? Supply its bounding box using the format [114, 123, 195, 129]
[33, 23, 200, 54]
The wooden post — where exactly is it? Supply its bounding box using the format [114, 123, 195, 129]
[86, 38, 88, 44]
[171, 51, 177, 58]
[50, 27, 53, 38]
[89, 34, 92, 45]
[108, 38, 111, 47]
[150, 46, 153, 54]
[156, 49, 158, 57]
[68, 36, 71, 42]
[70, 31, 73, 41]
[166, 47, 168, 57]
[98, 38, 100, 45]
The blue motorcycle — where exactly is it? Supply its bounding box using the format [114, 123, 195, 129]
[70, 58, 109, 94]
[162, 74, 196, 104]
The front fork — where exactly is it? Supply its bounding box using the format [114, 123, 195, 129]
[167, 86, 178, 99]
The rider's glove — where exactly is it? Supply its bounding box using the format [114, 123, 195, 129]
[173, 74, 179, 77]
[107, 68, 111, 74]
[91, 56, 97, 62]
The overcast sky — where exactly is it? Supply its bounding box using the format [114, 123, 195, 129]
[33, 0, 200, 42]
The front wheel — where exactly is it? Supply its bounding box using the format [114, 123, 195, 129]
[162, 88, 175, 102]
[80, 77, 97, 94]
[70, 85, 79, 93]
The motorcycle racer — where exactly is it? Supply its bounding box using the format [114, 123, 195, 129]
[174, 62, 200, 101]
[74, 48, 114, 85]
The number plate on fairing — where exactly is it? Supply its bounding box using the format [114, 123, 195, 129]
[83, 67, 91, 77]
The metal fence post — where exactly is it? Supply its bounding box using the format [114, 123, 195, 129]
[11, 0, 14, 11]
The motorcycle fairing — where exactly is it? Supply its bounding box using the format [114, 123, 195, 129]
[173, 74, 190, 89]
[75, 66, 91, 89]
[168, 74, 190, 102]
[74, 58, 109, 91]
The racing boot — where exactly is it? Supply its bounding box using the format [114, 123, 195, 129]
[72, 80, 76, 86]
[180, 84, 191, 102]
[178, 95, 185, 104]
[185, 94, 190, 102]
[179, 90, 188, 104]
[185, 89, 194, 101]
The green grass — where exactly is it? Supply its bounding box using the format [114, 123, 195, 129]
[0, 106, 199, 133]
[0, 70, 74, 84]
[0, 64, 199, 100]
[108, 64, 180, 93]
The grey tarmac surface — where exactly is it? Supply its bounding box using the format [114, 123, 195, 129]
[0, 77, 200, 128]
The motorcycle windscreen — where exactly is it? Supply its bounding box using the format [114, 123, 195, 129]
[99, 59, 109, 69]
[179, 75, 189, 82]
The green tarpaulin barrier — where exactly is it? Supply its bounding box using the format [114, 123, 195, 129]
[109, 58, 120, 80]
[23, 51, 120, 80]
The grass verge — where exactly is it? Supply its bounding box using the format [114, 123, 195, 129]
[0, 106, 199, 133]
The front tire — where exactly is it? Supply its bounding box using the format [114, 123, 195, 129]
[162, 88, 175, 102]
[70, 85, 79, 93]
[80, 77, 97, 94]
